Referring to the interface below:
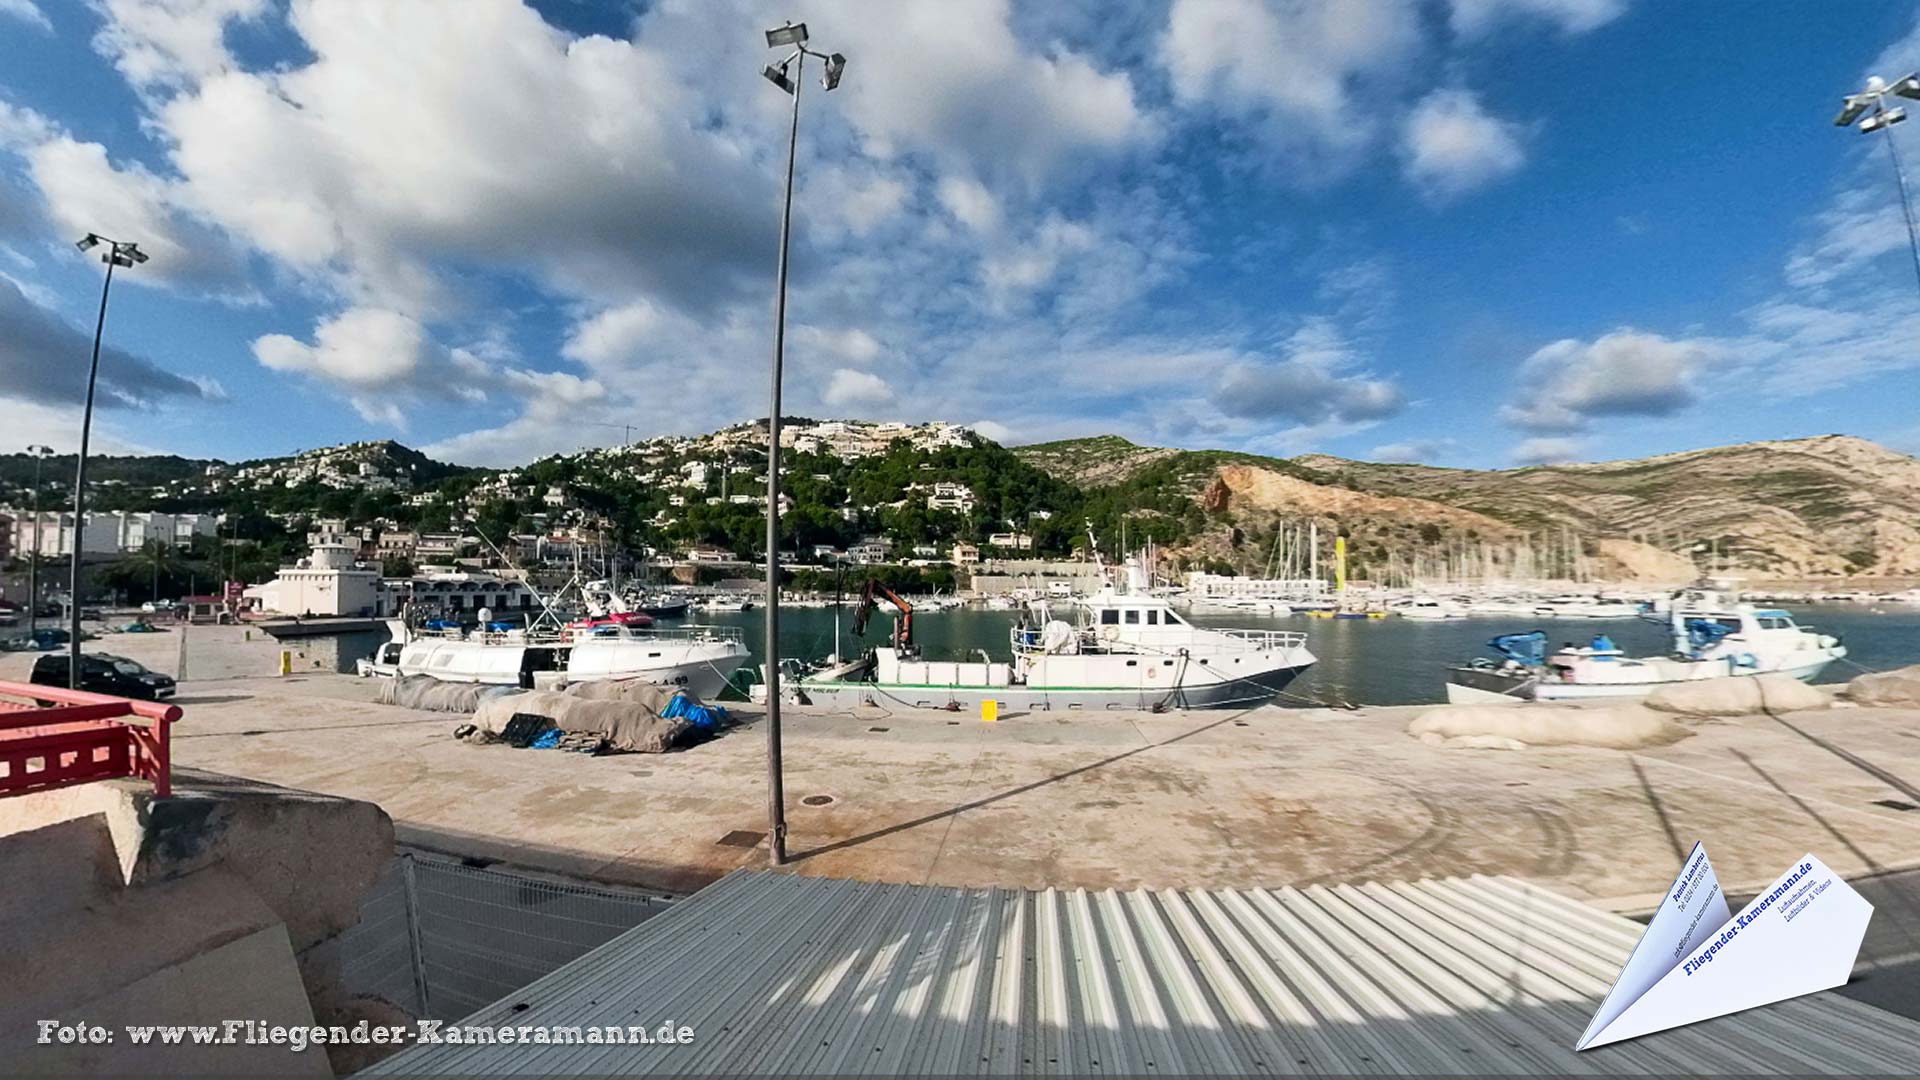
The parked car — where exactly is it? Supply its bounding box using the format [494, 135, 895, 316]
[29, 653, 175, 700]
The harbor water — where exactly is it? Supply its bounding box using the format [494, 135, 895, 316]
[697, 602, 1918, 706]
[315, 603, 1920, 706]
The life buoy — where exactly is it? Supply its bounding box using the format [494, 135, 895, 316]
[1101, 625, 1120, 642]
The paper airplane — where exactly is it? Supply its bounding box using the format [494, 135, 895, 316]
[1577, 845, 1873, 1050]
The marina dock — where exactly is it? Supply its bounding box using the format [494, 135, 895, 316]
[9, 625, 1919, 908]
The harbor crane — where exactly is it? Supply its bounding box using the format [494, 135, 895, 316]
[849, 578, 915, 655]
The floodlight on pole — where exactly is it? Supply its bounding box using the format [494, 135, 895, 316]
[757, 21, 844, 868]
[1834, 72, 1920, 297]
[66, 232, 145, 688]
[766, 21, 807, 48]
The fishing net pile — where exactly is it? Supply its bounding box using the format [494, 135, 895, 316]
[377, 675, 522, 713]
[1643, 674, 1828, 716]
[466, 682, 727, 754]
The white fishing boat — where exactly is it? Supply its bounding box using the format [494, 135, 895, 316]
[1445, 584, 1846, 703]
[357, 618, 749, 699]
[696, 593, 754, 612]
[784, 557, 1316, 712]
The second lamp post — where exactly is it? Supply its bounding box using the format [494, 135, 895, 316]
[758, 21, 846, 866]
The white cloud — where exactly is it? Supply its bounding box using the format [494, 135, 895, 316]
[794, 325, 882, 366]
[936, 175, 1001, 233]
[0, 105, 255, 296]
[0, 398, 165, 455]
[90, 0, 269, 91]
[254, 307, 427, 387]
[1370, 438, 1453, 463]
[1736, 296, 1920, 398]
[805, 0, 1150, 182]
[253, 306, 498, 426]
[1502, 329, 1716, 432]
[1163, 0, 1423, 179]
[1211, 318, 1404, 426]
[1781, 182, 1917, 291]
[981, 216, 1096, 300]
[0, 0, 51, 32]
[822, 368, 894, 407]
[1401, 89, 1527, 200]
[7, 0, 1617, 463]
[1511, 436, 1587, 465]
[1448, 0, 1627, 36]
[967, 419, 1015, 443]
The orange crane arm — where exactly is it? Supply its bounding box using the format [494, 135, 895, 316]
[850, 578, 914, 651]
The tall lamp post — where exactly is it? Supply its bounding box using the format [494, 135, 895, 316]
[1835, 73, 1920, 296]
[25, 445, 54, 636]
[758, 21, 846, 866]
[68, 233, 146, 687]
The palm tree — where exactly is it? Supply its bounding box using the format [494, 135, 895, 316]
[102, 541, 190, 604]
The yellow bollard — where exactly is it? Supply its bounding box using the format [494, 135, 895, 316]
[981, 699, 998, 723]
[279, 650, 291, 676]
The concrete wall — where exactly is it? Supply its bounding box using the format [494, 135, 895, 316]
[0, 773, 397, 1075]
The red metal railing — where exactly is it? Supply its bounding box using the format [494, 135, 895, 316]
[0, 680, 179, 798]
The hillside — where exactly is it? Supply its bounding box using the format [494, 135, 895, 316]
[8, 422, 1917, 583]
[1018, 433, 1920, 579]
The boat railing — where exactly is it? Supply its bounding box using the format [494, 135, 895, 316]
[560, 623, 747, 645]
[1213, 628, 1310, 651]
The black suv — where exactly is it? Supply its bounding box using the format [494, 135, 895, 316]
[30, 654, 176, 701]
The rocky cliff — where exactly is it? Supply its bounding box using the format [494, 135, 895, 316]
[1017, 434, 1920, 580]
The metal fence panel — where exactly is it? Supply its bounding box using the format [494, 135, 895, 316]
[337, 854, 675, 1022]
[337, 860, 421, 1016]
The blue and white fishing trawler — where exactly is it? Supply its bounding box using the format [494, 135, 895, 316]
[1445, 583, 1846, 703]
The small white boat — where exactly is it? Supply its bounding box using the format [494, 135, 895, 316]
[1393, 597, 1466, 620]
[1446, 585, 1845, 703]
[1531, 594, 1645, 619]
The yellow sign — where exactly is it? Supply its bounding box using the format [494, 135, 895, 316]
[981, 699, 998, 723]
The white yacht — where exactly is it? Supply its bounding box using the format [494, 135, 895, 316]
[1393, 596, 1467, 620]
[1185, 596, 1295, 616]
[1446, 584, 1846, 703]
[358, 619, 749, 700]
[1531, 594, 1644, 619]
[788, 566, 1316, 712]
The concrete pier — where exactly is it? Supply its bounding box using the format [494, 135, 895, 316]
[6, 625, 1918, 908]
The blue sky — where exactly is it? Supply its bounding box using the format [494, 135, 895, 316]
[2, 0, 1919, 470]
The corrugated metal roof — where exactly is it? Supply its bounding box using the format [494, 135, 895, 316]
[370, 870, 1920, 1075]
